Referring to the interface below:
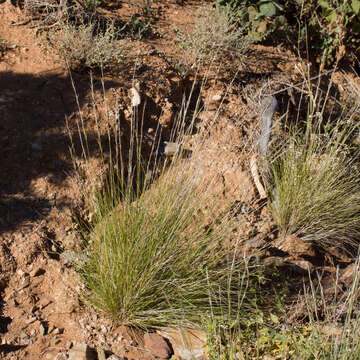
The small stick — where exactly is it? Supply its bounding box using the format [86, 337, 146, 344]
[250, 154, 266, 199]
[10, 17, 39, 26]
[250, 96, 278, 199]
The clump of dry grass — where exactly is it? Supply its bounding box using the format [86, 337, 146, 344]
[177, 6, 252, 68]
[46, 21, 128, 71]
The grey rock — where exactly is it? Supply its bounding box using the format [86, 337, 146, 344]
[61, 250, 87, 267]
[68, 344, 96, 360]
[163, 142, 181, 156]
[286, 259, 314, 274]
[259, 96, 277, 157]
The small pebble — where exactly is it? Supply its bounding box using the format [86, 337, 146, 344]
[212, 94, 222, 102]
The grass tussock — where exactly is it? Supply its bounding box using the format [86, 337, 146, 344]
[83, 159, 254, 328]
[47, 21, 128, 71]
[177, 6, 251, 68]
[71, 82, 262, 329]
[269, 77, 360, 252]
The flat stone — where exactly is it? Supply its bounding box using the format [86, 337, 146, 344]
[68, 344, 96, 360]
[263, 256, 286, 267]
[286, 259, 314, 274]
[157, 328, 206, 360]
[340, 263, 360, 286]
[273, 235, 315, 258]
[144, 333, 172, 359]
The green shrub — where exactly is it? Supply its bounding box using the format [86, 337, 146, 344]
[214, 0, 360, 64]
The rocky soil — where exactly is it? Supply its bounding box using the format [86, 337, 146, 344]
[1, 1, 360, 359]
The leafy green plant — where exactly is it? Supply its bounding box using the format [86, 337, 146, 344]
[213, 0, 360, 64]
[215, 0, 288, 41]
[204, 263, 360, 359]
[301, 0, 360, 64]
[123, 16, 152, 40]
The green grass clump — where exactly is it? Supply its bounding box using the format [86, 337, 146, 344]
[271, 136, 360, 249]
[69, 80, 262, 329]
[80, 154, 257, 328]
[269, 90, 360, 252]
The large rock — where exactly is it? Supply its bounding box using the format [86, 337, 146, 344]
[144, 333, 172, 359]
[273, 235, 315, 258]
[340, 263, 360, 286]
[157, 328, 206, 360]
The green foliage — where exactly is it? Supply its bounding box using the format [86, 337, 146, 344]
[205, 268, 360, 359]
[214, 0, 288, 42]
[213, 0, 360, 64]
[124, 16, 152, 40]
[83, 0, 102, 8]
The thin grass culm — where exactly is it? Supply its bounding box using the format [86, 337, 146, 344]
[72, 77, 259, 330]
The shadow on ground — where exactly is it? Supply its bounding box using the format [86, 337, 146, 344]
[0, 70, 122, 233]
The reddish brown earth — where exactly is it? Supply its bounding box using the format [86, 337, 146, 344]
[0, 1, 359, 359]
